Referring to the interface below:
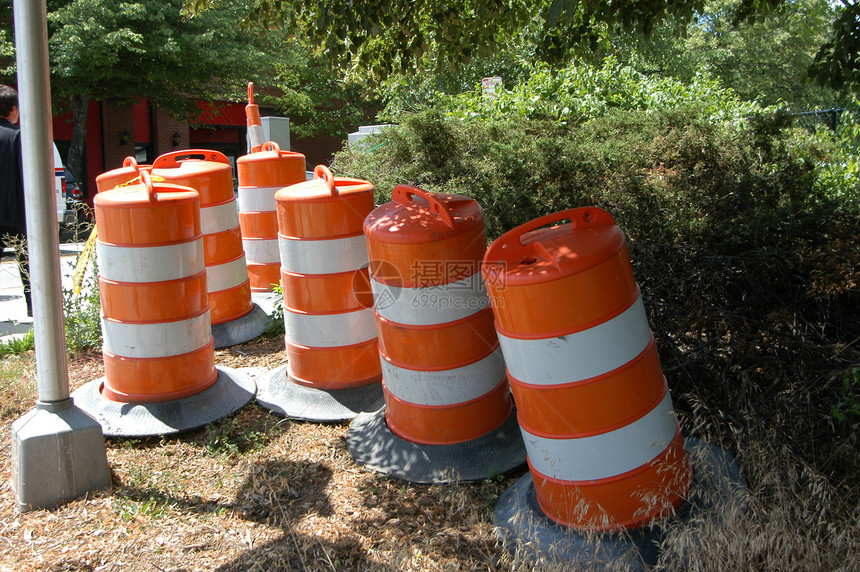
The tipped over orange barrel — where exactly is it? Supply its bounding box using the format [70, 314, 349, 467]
[364, 185, 511, 445]
[483, 207, 692, 531]
[94, 171, 216, 403]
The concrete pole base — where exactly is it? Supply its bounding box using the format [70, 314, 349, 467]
[10, 399, 111, 512]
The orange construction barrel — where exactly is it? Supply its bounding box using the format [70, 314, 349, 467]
[152, 150, 266, 347]
[236, 141, 306, 291]
[254, 165, 384, 421]
[95, 156, 151, 193]
[94, 170, 216, 403]
[346, 184, 525, 483]
[365, 185, 510, 444]
[72, 170, 257, 437]
[483, 207, 692, 531]
[276, 165, 380, 388]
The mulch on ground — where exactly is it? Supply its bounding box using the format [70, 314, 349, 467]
[0, 337, 524, 572]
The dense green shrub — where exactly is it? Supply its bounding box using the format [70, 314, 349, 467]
[358, 58, 858, 253]
[335, 103, 854, 251]
[381, 58, 762, 127]
[335, 98, 860, 555]
[807, 108, 860, 213]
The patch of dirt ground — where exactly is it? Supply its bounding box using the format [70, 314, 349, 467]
[0, 338, 530, 572]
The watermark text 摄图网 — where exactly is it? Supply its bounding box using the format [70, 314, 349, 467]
[408, 259, 508, 291]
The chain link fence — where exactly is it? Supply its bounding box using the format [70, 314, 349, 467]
[793, 108, 847, 132]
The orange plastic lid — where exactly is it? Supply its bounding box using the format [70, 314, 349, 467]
[483, 207, 626, 286]
[275, 165, 373, 203]
[152, 149, 232, 177]
[94, 170, 199, 209]
[236, 141, 304, 169]
[364, 185, 483, 244]
[95, 156, 152, 193]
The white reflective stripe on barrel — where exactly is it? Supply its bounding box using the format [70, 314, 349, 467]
[247, 124, 264, 148]
[284, 307, 377, 348]
[279, 234, 368, 275]
[97, 240, 204, 283]
[200, 201, 240, 235]
[242, 238, 281, 263]
[498, 295, 652, 385]
[101, 311, 212, 358]
[522, 392, 678, 482]
[382, 347, 506, 406]
[237, 185, 280, 212]
[206, 256, 249, 293]
[371, 272, 489, 326]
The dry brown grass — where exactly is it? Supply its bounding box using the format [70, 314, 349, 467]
[0, 355, 38, 421]
[634, 228, 860, 571]
[0, 339, 533, 571]
[657, 441, 860, 572]
[1, 226, 859, 570]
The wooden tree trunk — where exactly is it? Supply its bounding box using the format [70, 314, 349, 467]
[67, 93, 88, 193]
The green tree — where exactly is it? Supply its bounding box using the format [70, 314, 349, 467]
[1, 0, 280, 185]
[680, 0, 839, 107]
[265, 47, 378, 139]
[187, 0, 859, 95]
[809, 0, 859, 95]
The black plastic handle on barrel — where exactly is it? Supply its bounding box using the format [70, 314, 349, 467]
[313, 164, 338, 196]
[152, 149, 230, 168]
[392, 185, 456, 229]
[508, 207, 615, 247]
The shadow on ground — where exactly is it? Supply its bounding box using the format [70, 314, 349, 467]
[215, 458, 397, 571]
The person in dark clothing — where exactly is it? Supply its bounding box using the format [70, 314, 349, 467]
[0, 85, 31, 317]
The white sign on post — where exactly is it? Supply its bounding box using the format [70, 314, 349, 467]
[482, 76, 503, 98]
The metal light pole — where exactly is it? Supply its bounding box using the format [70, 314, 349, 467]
[9, 0, 110, 511]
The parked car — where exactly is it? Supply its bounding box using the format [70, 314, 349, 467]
[62, 167, 89, 228]
[64, 167, 80, 202]
[52, 142, 73, 228]
[52, 143, 86, 229]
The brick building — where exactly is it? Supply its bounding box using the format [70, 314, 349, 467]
[53, 97, 346, 204]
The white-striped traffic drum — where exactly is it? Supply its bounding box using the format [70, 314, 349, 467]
[482, 207, 692, 531]
[275, 165, 381, 388]
[94, 170, 216, 403]
[95, 156, 151, 193]
[152, 150, 253, 326]
[364, 185, 510, 444]
[236, 141, 306, 291]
